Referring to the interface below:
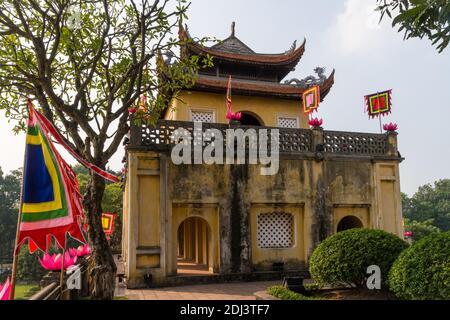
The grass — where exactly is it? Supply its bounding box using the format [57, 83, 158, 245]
[114, 296, 129, 300]
[267, 285, 323, 300]
[14, 284, 40, 300]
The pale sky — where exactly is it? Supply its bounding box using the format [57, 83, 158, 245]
[1, 0, 449, 195]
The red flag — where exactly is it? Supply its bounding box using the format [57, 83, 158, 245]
[226, 75, 232, 112]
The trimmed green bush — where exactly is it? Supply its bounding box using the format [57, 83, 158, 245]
[309, 228, 408, 288]
[389, 231, 450, 300]
[267, 286, 322, 300]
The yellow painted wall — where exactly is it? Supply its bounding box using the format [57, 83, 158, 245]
[138, 176, 160, 247]
[333, 207, 371, 232]
[250, 204, 305, 268]
[166, 90, 308, 128]
[123, 131, 404, 288]
[374, 163, 403, 235]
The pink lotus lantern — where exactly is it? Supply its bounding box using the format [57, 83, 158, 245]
[39, 252, 77, 271]
[128, 107, 137, 114]
[68, 244, 91, 257]
[226, 111, 242, 122]
[404, 231, 413, 238]
[308, 117, 323, 128]
[383, 122, 398, 132]
[0, 277, 11, 300]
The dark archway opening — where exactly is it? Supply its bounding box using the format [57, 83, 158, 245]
[177, 217, 212, 275]
[240, 112, 262, 126]
[337, 216, 363, 232]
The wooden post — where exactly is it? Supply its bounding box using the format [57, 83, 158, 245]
[60, 247, 65, 300]
[9, 113, 28, 300]
[8, 199, 23, 300]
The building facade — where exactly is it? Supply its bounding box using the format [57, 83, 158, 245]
[122, 24, 404, 288]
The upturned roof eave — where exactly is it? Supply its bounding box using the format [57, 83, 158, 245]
[179, 24, 306, 67]
[185, 71, 335, 101]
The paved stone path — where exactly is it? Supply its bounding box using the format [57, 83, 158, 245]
[124, 281, 280, 300]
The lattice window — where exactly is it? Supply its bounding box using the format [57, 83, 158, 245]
[278, 117, 298, 128]
[257, 212, 293, 249]
[190, 110, 214, 123]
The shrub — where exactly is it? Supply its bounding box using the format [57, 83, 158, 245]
[389, 231, 450, 300]
[309, 228, 408, 288]
[266, 286, 321, 300]
[404, 218, 441, 242]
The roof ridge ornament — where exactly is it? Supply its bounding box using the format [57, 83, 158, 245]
[231, 21, 235, 37]
[284, 67, 327, 88]
[286, 40, 297, 53]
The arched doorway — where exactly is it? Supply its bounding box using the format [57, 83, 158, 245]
[337, 215, 363, 232]
[240, 112, 263, 126]
[177, 217, 213, 275]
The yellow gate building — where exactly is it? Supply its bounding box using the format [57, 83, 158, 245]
[122, 24, 404, 288]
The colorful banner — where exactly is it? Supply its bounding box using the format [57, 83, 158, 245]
[0, 277, 11, 300]
[101, 213, 116, 236]
[364, 90, 392, 118]
[15, 103, 86, 254]
[30, 100, 120, 183]
[302, 86, 320, 114]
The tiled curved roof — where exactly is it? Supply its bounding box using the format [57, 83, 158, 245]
[190, 70, 335, 101]
[179, 25, 306, 67]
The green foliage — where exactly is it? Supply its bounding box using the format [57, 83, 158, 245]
[13, 284, 40, 300]
[404, 218, 441, 241]
[309, 229, 408, 288]
[304, 283, 320, 291]
[0, 168, 21, 263]
[402, 179, 450, 231]
[16, 246, 47, 283]
[267, 286, 322, 300]
[377, 0, 450, 52]
[103, 182, 123, 252]
[0, 2, 210, 297]
[389, 231, 450, 300]
[0, 0, 211, 138]
[73, 164, 123, 251]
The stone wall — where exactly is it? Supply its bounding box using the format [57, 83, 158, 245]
[122, 123, 403, 288]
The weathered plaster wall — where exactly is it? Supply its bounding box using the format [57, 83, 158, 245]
[123, 151, 403, 288]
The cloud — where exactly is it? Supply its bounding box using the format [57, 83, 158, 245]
[326, 0, 395, 55]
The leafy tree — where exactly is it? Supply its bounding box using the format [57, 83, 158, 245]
[15, 246, 47, 284]
[0, 168, 21, 265]
[73, 164, 123, 252]
[0, 0, 211, 299]
[103, 182, 123, 252]
[402, 180, 450, 231]
[404, 218, 441, 241]
[376, 0, 450, 52]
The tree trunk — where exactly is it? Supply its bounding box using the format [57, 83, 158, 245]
[83, 172, 117, 300]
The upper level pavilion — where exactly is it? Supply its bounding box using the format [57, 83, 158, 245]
[161, 23, 335, 128]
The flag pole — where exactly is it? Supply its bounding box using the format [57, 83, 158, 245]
[379, 116, 383, 134]
[8, 173, 24, 300]
[59, 234, 66, 300]
[9, 98, 31, 300]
